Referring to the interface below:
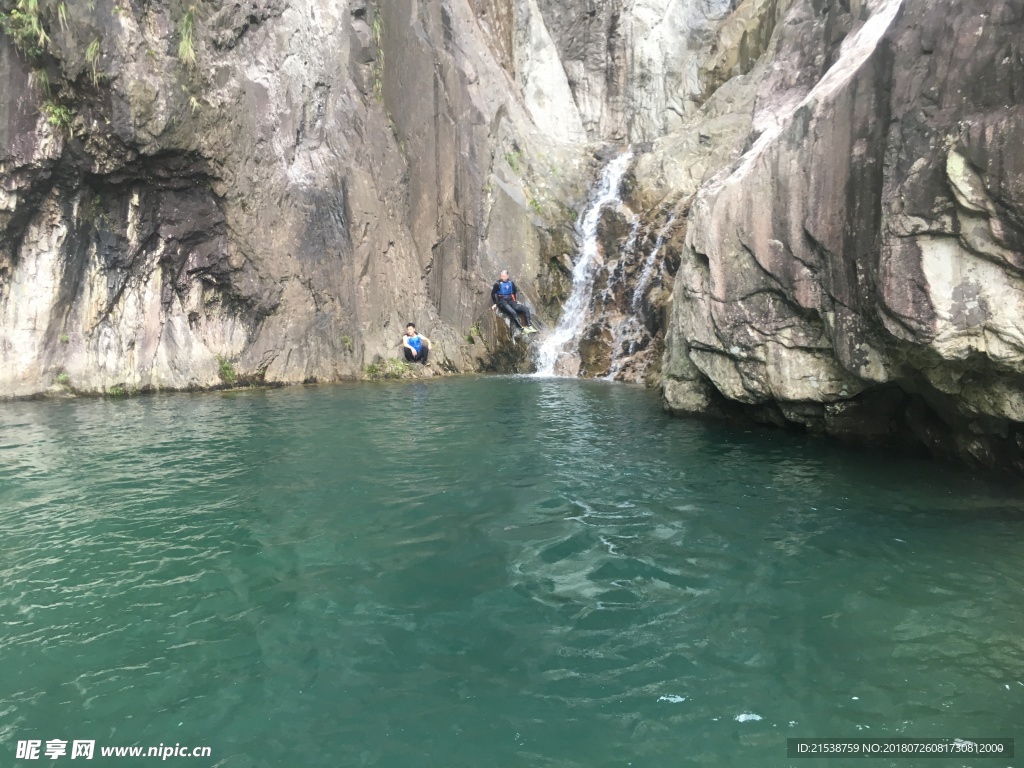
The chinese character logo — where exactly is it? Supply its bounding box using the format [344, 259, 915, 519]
[45, 740, 68, 760]
[17, 740, 42, 760]
[71, 740, 95, 760]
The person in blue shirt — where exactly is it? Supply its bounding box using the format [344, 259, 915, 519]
[401, 323, 432, 364]
[491, 270, 537, 334]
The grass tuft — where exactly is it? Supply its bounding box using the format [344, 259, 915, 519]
[28, 67, 49, 96]
[178, 5, 196, 67]
[505, 150, 522, 175]
[85, 37, 101, 84]
[41, 100, 74, 134]
[363, 358, 409, 380]
[217, 355, 237, 385]
[1, 3, 47, 59]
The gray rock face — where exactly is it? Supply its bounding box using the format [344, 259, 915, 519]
[663, 0, 1024, 471]
[530, 0, 756, 142]
[0, 0, 593, 395]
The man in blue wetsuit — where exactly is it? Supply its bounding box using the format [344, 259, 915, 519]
[401, 323, 431, 364]
[491, 270, 537, 334]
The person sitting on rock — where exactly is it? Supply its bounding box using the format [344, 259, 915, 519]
[491, 270, 537, 334]
[401, 323, 431, 364]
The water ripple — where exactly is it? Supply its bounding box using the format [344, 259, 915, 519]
[2, 380, 1024, 766]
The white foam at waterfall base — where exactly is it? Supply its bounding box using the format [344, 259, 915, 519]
[534, 150, 634, 377]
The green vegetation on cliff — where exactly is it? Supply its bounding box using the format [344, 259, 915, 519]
[178, 5, 196, 67]
[0, 0, 51, 59]
[363, 359, 410, 380]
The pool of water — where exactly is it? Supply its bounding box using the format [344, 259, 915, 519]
[2, 377, 1023, 767]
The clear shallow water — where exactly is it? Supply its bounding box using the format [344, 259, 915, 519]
[1, 377, 1023, 768]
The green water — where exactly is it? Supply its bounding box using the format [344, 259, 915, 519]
[2, 377, 1023, 767]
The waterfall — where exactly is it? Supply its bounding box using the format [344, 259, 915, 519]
[534, 149, 634, 376]
[603, 205, 681, 381]
[632, 210, 678, 311]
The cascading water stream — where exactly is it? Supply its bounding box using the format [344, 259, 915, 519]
[632, 210, 678, 311]
[534, 150, 633, 376]
[603, 207, 681, 380]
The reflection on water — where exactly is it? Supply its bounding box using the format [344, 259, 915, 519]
[1, 378, 1024, 767]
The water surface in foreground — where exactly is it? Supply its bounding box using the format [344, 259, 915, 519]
[2, 378, 1023, 767]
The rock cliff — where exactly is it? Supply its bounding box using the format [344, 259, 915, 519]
[0, 0, 590, 395]
[660, 0, 1024, 471]
[3, 0, 1023, 470]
